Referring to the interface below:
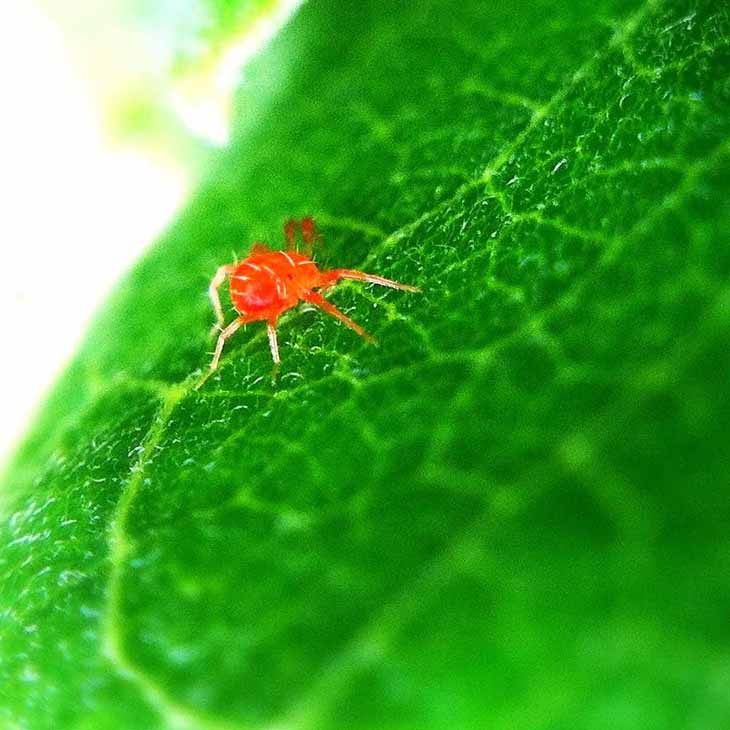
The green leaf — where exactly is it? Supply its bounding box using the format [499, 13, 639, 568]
[2, 0, 730, 728]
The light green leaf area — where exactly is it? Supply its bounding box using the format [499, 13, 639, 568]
[2, 0, 730, 728]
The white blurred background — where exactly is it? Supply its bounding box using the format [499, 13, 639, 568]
[0, 0, 302, 464]
[0, 1, 189, 463]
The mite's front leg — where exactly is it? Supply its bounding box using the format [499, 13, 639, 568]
[210, 317, 245, 371]
[208, 264, 236, 332]
[283, 217, 320, 255]
[300, 217, 319, 257]
[318, 268, 420, 292]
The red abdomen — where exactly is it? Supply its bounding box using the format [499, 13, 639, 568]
[229, 249, 318, 319]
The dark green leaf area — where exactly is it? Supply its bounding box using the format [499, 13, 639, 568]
[2, 0, 730, 728]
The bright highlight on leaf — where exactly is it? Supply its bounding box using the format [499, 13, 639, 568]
[171, 0, 306, 144]
[2, 0, 729, 729]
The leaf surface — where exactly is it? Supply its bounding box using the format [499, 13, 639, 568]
[2, 1, 730, 728]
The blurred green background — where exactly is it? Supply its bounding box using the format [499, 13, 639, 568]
[1, 0, 729, 728]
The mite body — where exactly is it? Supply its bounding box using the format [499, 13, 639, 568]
[207, 217, 419, 372]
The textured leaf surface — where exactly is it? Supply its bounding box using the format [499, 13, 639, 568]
[2, 0, 730, 728]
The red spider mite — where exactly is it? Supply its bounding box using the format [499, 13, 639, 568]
[207, 217, 420, 373]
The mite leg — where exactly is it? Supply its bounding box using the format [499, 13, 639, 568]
[300, 217, 319, 257]
[266, 320, 282, 381]
[266, 320, 281, 364]
[209, 264, 236, 331]
[284, 220, 297, 251]
[318, 268, 420, 293]
[302, 290, 375, 343]
[210, 317, 245, 371]
[283, 217, 320, 255]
